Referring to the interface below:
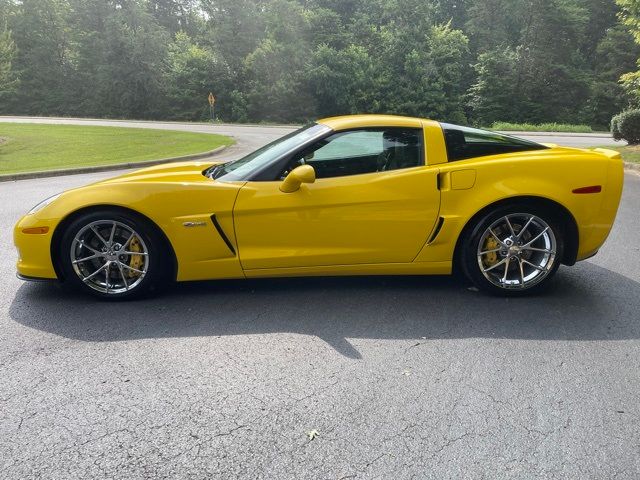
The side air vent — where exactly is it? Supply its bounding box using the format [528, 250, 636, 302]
[210, 214, 236, 255]
[427, 217, 445, 245]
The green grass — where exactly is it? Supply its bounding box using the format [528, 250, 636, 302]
[0, 124, 234, 174]
[598, 145, 640, 164]
[489, 122, 595, 133]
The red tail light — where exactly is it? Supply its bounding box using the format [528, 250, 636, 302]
[572, 185, 602, 194]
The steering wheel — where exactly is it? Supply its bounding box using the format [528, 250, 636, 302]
[377, 150, 393, 171]
[280, 157, 306, 180]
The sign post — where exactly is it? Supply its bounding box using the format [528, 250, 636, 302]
[208, 92, 216, 122]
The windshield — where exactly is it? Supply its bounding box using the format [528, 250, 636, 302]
[207, 124, 331, 181]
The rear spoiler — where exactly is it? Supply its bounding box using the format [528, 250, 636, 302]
[591, 148, 622, 160]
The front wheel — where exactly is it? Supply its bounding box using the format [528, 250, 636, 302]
[460, 207, 564, 295]
[58, 210, 169, 299]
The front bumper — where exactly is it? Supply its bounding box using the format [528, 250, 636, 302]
[14, 215, 58, 280]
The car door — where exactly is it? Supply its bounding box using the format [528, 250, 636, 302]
[233, 127, 441, 270]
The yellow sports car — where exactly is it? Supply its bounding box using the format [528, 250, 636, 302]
[14, 115, 624, 298]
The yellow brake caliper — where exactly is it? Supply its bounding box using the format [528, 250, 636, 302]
[127, 236, 144, 277]
[483, 236, 499, 267]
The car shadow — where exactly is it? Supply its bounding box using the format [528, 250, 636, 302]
[9, 262, 640, 359]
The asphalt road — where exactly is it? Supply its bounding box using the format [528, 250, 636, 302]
[1, 119, 639, 479]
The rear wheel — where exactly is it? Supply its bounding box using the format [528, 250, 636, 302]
[461, 206, 564, 295]
[58, 210, 169, 299]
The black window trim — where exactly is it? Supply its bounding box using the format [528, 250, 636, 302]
[440, 123, 549, 163]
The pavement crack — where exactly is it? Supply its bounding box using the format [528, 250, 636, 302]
[213, 424, 248, 438]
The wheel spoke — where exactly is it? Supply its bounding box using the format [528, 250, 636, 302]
[105, 262, 110, 294]
[521, 246, 553, 254]
[82, 263, 108, 283]
[122, 231, 136, 250]
[90, 225, 109, 248]
[77, 241, 100, 255]
[479, 248, 501, 255]
[522, 259, 545, 272]
[523, 227, 549, 247]
[483, 257, 507, 272]
[108, 222, 116, 245]
[501, 257, 511, 283]
[117, 262, 129, 291]
[72, 253, 102, 264]
[489, 229, 506, 246]
[518, 258, 525, 287]
[120, 262, 144, 275]
[504, 216, 516, 238]
[516, 216, 535, 240]
[121, 251, 148, 256]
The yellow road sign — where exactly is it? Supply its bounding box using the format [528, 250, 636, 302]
[208, 93, 215, 106]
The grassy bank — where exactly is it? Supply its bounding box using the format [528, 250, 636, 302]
[0, 124, 234, 174]
[490, 122, 595, 133]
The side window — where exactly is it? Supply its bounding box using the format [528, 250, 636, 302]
[280, 128, 423, 179]
[312, 131, 384, 161]
[442, 123, 548, 162]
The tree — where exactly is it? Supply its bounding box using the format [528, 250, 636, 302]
[584, 25, 639, 126]
[468, 47, 524, 125]
[4, 0, 71, 115]
[617, 0, 640, 107]
[617, 0, 640, 42]
[467, 0, 593, 125]
[0, 0, 634, 125]
[147, 0, 200, 36]
[77, 0, 168, 118]
[163, 31, 231, 120]
[0, 22, 18, 98]
[307, 44, 380, 118]
[391, 23, 470, 122]
[242, 0, 315, 122]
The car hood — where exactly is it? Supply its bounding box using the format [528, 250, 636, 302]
[95, 160, 222, 185]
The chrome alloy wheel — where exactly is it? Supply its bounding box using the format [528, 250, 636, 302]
[476, 213, 557, 290]
[69, 220, 149, 295]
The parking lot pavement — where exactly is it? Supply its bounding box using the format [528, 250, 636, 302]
[0, 125, 639, 478]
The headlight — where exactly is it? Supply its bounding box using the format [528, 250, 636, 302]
[27, 194, 61, 215]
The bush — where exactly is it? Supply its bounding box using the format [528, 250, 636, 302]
[611, 110, 640, 144]
[611, 115, 621, 141]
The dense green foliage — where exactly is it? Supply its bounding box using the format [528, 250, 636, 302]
[618, 0, 640, 107]
[0, 124, 233, 174]
[612, 109, 640, 143]
[0, 0, 639, 127]
[0, 20, 17, 99]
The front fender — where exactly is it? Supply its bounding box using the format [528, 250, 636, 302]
[20, 179, 246, 282]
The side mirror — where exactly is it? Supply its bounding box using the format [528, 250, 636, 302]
[280, 165, 316, 193]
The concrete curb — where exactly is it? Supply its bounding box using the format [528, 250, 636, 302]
[0, 145, 229, 183]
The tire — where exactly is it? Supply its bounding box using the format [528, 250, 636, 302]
[459, 204, 564, 296]
[58, 209, 170, 300]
